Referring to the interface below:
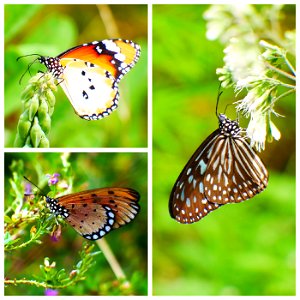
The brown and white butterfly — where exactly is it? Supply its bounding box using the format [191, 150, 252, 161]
[169, 113, 268, 224]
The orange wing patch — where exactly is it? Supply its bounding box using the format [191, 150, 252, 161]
[58, 39, 141, 80]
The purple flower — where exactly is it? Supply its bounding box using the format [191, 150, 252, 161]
[24, 182, 32, 195]
[46, 173, 60, 186]
[45, 289, 59, 296]
[50, 225, 62, 242]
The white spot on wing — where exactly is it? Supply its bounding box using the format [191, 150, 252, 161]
[199, 181, 204, 193]
[186, 198, 191, 207]
[199, 160, 207, 175]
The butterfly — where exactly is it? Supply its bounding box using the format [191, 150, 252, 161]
[38, 39, 141, 120]
[169, 113, 268, 224]
[25, 177, 140, 240]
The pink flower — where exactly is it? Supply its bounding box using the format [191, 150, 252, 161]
[45, 289, 58, 296]
[46, 173, 60, 186]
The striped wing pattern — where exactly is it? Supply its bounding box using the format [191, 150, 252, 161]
[169, 114, 268, 224]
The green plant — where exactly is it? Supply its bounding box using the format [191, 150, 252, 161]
[4, 153, 147, 295]
[4, 158, 101, 292]
[5, 4, 147, 148]
[14, 73, 57, 147]
[152, 4, 295, 296]
[5, 244, 100, 291]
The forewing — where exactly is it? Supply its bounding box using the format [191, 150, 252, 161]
[58, 187, 140, 229]
[58, 39, 141, 81]
[169, 129, 223, 223]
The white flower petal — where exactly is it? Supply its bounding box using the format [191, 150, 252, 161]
[270, 121, 281, 141]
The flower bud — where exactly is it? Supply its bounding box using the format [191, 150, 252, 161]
[39, 113, 51, 135]
[46, 89, 56, 108]
[38, 98, 49, 121]
[69, 270, 77, 279]
[39, 136, 50, 148]
[17, 119, 32, 139]
[30, 117, 43, 147]
[28, 94, 40, 121]
[21, 85, 35, 102]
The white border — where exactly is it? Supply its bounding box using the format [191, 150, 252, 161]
[3, 0, 298, 299]
[3, 2, 151, 298]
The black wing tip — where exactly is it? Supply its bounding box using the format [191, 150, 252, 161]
[169, 198, 175, 219]
[169, 182, 179, 219]
[125, 188, 140, 201]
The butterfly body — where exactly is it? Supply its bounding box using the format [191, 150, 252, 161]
[39, 39, 141, 120]
[169, 113, 268, 224]
[46, 187, 140, 240]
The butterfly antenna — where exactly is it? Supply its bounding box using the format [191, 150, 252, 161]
[23, 176, 46, 196]
[16, 53, 41, 61]
[216, 83, 223, 117]
[17, 54, 41, 84]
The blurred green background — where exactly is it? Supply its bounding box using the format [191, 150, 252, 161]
[5, 4, 147, 147]
[153, 5, 295, 296]
[5, 152, 147, 295]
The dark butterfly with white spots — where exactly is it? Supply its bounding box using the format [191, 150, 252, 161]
[25, 177, 140, 240]
[169, 113, 268, 224]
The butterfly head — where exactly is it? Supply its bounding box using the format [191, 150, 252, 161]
[218, 113, 241, 137]
[46, 196, 70, 218]
[38, 56, 65, 78]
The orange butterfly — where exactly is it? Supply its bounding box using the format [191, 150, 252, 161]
[25, 177, 140, 240]
[38, 39, 141, 120]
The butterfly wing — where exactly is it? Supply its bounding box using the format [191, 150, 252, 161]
[203, 136, 268, 204]
[43, 39, 140, 120]
[169, 129, 223, 224]
[65, 202, 115, 240]
[57, 187, 140, 240]
[58, 58, 119, 120]
[169, 113, 268, 224]
[58, 39, 141, 81]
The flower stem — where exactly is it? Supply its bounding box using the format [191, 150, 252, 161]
[96, 238, 127, 281]
[263, 88, 296, 112]
[4, 278, 73, 289]
[283, 55, 296, 76]
[264, 62, 296, 81]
